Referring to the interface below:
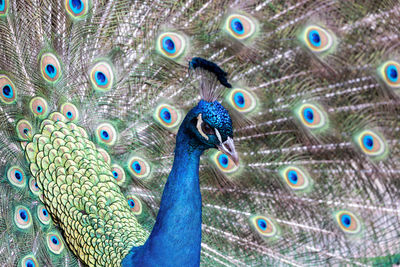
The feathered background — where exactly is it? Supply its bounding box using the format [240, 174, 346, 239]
[0, 0, 399, 266]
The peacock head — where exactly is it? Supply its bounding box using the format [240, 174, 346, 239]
[184, 99, 239, 165]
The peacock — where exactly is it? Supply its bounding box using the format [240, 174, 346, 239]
[0, 0, 400, 266]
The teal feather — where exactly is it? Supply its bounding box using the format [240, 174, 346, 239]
[0, 0, 400, 266]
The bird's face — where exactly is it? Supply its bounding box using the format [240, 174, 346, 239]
[187, 100, 239, 165]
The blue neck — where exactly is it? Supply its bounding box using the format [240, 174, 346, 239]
[123, 125, 204, 267]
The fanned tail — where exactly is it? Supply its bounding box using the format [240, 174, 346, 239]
[0, 0, 400, 266]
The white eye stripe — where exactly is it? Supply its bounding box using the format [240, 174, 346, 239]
[196, 114, 209, 140]
[215, 128, 223, 144]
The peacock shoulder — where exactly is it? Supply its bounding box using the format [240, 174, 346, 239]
[23, 113, 148, 266]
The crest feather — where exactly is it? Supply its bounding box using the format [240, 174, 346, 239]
[189, 57, 232, 102]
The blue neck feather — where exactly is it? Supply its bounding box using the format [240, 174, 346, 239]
[123, 117, 205, 267]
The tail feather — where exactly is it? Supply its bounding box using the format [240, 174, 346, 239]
[0, 0, 400, 266]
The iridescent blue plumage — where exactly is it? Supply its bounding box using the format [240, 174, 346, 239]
[45, 64, 56, 78]
[122, 57, 236, 266]
[309, 30, 321, 47]
[386, 65, 398, 82]
[363, 135, 374, 151]
[123, 99, 236, 266]
[196, 100, 233, 142]
[95, 71, 107, 85]
[70, 0, 83, 13]
[303, 108, 314, 123]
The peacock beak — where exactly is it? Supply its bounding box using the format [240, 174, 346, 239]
[216, 136, 239, 166]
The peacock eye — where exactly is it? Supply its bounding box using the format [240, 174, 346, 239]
[354, 129, 388, 159]
[65, 0, 89, 19]
[301, 25, 334, 53]
[377, 60, 400, 88]
[0, 0, 9, 16]
[334, 210, 362, 234]
[46, 232, 64, 254]
[202, 122, 214, 135]
[0, 74, 17, 104]
[21, 255, 39, 267]
[156, 32, 187, 60]
[224, 12, 258, 41]
[40, 52, 62, 83]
